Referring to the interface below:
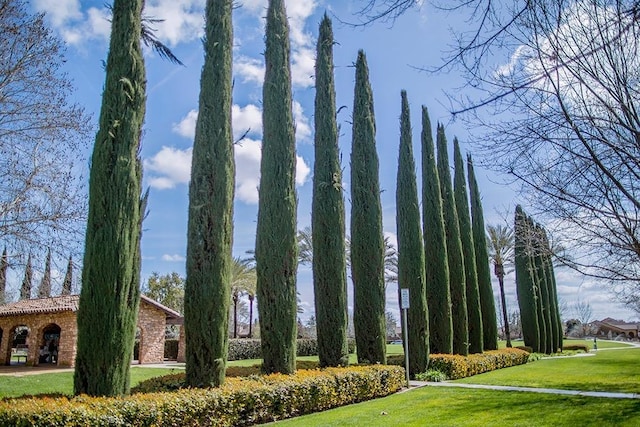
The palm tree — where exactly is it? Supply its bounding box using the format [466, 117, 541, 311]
[230, 257, 257, 338]
[487, 224, 514, 347]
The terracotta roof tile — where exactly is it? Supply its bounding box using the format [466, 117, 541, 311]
[0, 295, 80, 317]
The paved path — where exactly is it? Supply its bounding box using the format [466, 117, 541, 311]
[408, 381, 640, 399]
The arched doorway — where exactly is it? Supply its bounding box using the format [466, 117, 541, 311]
[40, 324, 61, 364]
[6, 325, 29, 365]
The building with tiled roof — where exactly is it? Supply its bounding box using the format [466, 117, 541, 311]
[0, 295, 183, 367]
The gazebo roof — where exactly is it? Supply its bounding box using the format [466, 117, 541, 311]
[0, 294, 183, 324]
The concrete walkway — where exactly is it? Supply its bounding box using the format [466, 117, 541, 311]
[408, 380, 640, 399]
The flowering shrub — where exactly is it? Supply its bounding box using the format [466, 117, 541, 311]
[427, 348, 530, 380]
[0, 365, 404, 426]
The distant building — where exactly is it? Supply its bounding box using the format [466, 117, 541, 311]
[0, 295, 183, 367]
[593, 318, 640, 340]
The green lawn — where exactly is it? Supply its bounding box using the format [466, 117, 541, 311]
[455, 347, 640, 393]
[0, 367, 180, 398]
[501, 338, 632, 350]
[265, 385, 640, 426]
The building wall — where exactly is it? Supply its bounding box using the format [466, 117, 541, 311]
[0, 311, 76, 367]
[0, 301, 169, 367]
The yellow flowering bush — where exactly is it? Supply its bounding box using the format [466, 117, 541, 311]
[0, 365, 405, 426]
[428, 348, 529, 380]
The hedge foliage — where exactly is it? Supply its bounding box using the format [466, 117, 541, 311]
[227, 338, 355, 361]
[428, 348, 529, 379]
[0, 365, 404, 426]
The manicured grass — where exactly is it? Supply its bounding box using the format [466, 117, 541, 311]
[266, 386, 640, 426]
[501, 338, 632, 350]
[456, 347, 640, 393]
[0, 367, 180, 398]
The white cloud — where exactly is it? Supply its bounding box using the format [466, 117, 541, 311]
[232, 104, 263, 140]
[144, 137, 310, 204]
[34, 0, 82, 28]
[144, 0, 205, 47]
[291, 47, 315, 88]
[162, 254, 186, 262]
[172, 109, 199, 139]
[234, 56, 265, 85]
[292, 100, 312, 142]
[144, 146, 193, 189]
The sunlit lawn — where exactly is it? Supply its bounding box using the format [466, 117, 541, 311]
[501, 338, 632, 350]
[456, 347, 640, 393]
[266, 385, 640, 426]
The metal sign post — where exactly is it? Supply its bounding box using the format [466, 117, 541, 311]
[400, 288, 410, 387]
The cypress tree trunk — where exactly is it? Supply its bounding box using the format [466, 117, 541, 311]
[256, 0, 298, 374]
[20, 254, 32, 300]
[533, 225, 553, 354]
[61, 255, 73, 295]
[436, 126, 468, 356]
[312, 14, 349, 368]
[74, 0, 145, 396]
[514, 206, 540, 352]
[453, 139, 483, 354]
[421, 107, 452, 355]
[350, 50, 386, 365]
[542, 232, 563, 352]
[396, 91, 429, 375]
[185, 0, 234, 388]
[467, 155, 499, 350]
[0, 248, 7, 304]
[37, 248, 52, 298]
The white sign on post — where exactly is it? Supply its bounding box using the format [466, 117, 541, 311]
[400, 288, 410, 309]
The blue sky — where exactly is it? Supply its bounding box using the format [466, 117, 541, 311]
[26, 0, 637, 323]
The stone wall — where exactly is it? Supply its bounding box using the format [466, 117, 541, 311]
[137, 301, 166, 364]
[0, 311, 77, 367]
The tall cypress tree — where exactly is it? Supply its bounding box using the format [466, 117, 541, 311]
[312, 14, 349, 368]
[396, 91, 429, 375]
[61, 255, 73, 295]
[527, 217, 547, 353]
[20, 254, 32, 300]
[514, 205, 540, 352]
[467, 155, 498, 350]
[256, 0, 298, 374]
[534, 224, 553, 354]
[37, 248, 52, 298]
[74, 0, 145, 396]
[185, 0, 234, 387]
[542, 230, 563, 352]
[421, 107, 452, 355]
[453, 139, 483, 354]
[350, 50, 386, 365]
[0, 248, 7, 304]
[436, 126, 468, 356]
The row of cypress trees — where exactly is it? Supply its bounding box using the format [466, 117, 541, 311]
[514, 205, 563, 354]
[2, 250, 75, 301]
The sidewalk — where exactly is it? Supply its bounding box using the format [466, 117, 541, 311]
[408, 380, 640, 399]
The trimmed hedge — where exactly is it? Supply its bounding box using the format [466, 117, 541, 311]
[388, 348, 529, 380]
[562, 344, 589, 352]
[0, 365, 404, 426]
[228, 338, 356, 361]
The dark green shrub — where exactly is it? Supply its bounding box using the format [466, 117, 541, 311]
[164, 339, 179, 360]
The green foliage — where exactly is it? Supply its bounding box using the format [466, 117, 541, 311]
[37, 248, 52, 298]
[0, 366, 405, 426]
[514, 206, 540, 352]
[255, 0, 299, 375]
[420, 107, 453, 355]
[184, 0, 234, 388]
[396, 90, 429, 375]
[61, 255, 73, 296]
[415, 369, 449, 382]
[144, 272, 184, 314]
[74, 0, 145, 397]
[0, 248, 6, 304]
[350, 50, 386, 365]
[468, 155, 499, 350]
[453, 139, 483, 354]
[436, 125, 468, 356]
[427, 348, 530, 380]
[312, 14, 349, 368]
[19, 253, 32, 300]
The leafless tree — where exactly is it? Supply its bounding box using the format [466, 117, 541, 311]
[0, 0, 91, 262]
[571, 299, 594, 337]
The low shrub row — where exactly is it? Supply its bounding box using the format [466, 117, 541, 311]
[227, 339, 356, 361]
[0, 365, 404, 426]
[562, 344, 589, 352]
[427, 348, 530, 380]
